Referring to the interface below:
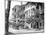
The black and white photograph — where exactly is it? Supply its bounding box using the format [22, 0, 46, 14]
[5, 0, 44, 34]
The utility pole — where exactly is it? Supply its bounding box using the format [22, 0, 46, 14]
[21, 1, 22, 5]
